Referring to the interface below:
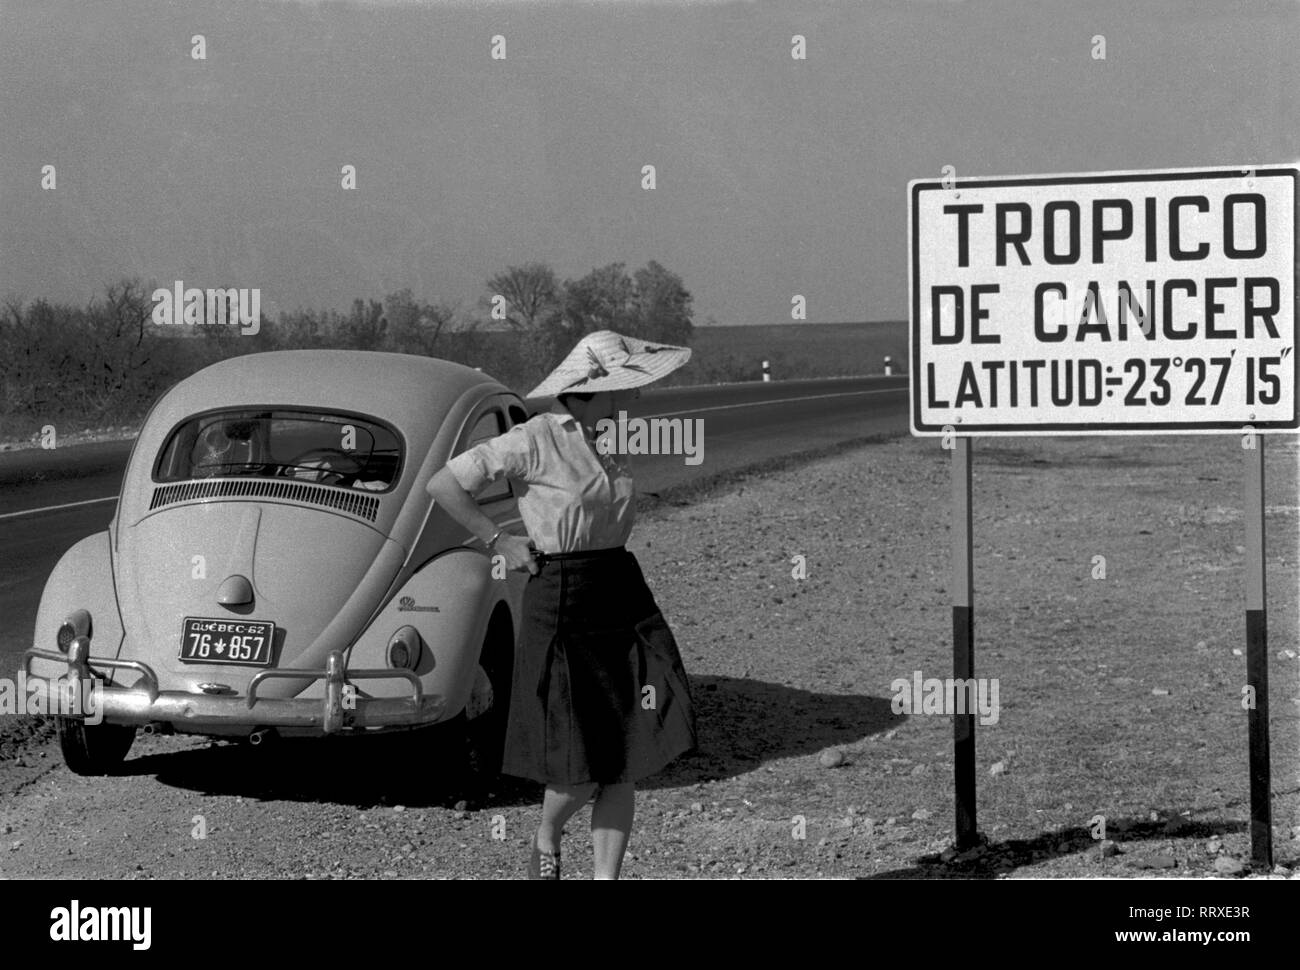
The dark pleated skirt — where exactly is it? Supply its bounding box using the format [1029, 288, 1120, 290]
[502, 547, 698, 786]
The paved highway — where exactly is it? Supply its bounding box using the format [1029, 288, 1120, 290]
[0, 376, 908, 669]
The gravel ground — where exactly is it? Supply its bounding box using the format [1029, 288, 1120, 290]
[1, 432, 1297, 880]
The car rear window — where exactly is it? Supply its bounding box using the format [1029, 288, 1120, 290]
[154, 409, 402, 492]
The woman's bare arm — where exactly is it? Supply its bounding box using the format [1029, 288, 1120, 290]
[428, 466, 537, 573]
[428, 466, 498, 541]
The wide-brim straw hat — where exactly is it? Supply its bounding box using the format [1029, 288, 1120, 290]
[527, 330, 691, 399]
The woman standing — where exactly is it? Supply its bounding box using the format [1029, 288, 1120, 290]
[426, 331, 698, 880]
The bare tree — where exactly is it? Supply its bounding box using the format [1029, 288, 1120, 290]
[94, 278, 157, 394]
[485, 263, 562, 331]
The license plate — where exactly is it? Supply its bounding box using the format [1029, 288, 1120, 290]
[180, 618, 276, 666]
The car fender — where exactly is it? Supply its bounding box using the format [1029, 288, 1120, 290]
[30, 531, 125, 681]
[342, 547, 522, 715]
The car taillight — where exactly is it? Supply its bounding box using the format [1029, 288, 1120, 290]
[57, 610, 92, 652]
[387, 626, 421, 670]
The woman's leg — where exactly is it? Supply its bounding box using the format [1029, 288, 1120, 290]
[538, 783, 598, 853]
[590, 782, 635, 879]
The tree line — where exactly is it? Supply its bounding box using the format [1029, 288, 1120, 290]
[0, 260, 696, 440]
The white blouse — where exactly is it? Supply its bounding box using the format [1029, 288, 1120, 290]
[442, 402, 635, 554]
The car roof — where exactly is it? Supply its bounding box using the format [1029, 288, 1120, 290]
[118, 350, 518, 536]
[159, 350, 509, 429]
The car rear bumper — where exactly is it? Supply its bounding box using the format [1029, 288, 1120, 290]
[23, 641, 447, 735]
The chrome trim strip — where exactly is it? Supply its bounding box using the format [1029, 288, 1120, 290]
[246, 665, 423, 709]
[24, 647, 160, 703]
[21, 673, 441, 732]
[25, 645, 427, 733]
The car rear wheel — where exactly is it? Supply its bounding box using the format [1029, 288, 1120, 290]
[464, 610, 514, 780]
[55, 716, 136, 775]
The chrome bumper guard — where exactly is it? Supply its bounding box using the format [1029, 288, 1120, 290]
[23, 639, 436, 734]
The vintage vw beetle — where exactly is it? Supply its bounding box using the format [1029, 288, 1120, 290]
[25, 350, 531, 775]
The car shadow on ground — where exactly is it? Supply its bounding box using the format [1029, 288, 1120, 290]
[123, 674, 899, 808]
[863, 817, 1252, 879]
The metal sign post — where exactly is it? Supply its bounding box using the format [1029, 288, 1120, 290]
[952, 436, 977, 848]
[1243, 433, 1272, 869]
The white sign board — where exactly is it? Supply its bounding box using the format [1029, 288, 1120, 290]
[909, 166, 1297, 435]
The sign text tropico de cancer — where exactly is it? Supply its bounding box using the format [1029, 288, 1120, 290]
[909, 166, 1298, 435]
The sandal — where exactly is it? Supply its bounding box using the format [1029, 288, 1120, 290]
[529, 837, 561, 880]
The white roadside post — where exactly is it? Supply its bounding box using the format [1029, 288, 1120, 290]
[761, 359, 771, 382]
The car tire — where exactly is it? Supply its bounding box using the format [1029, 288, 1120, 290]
[464, 612, 514, 780]
[55, 716, 136, 775]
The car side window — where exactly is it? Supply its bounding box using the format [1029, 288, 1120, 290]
[462, 409, 513, 504]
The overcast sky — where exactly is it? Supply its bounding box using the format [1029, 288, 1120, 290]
[1, 0, 1296, 325]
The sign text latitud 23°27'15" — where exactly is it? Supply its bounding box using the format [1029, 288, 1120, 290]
[909, 166, 1297, 434]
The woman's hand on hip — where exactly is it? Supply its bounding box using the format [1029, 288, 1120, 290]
[494, 533, 539, 575]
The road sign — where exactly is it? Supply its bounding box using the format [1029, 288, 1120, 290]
[909, 166, 1298, 435]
